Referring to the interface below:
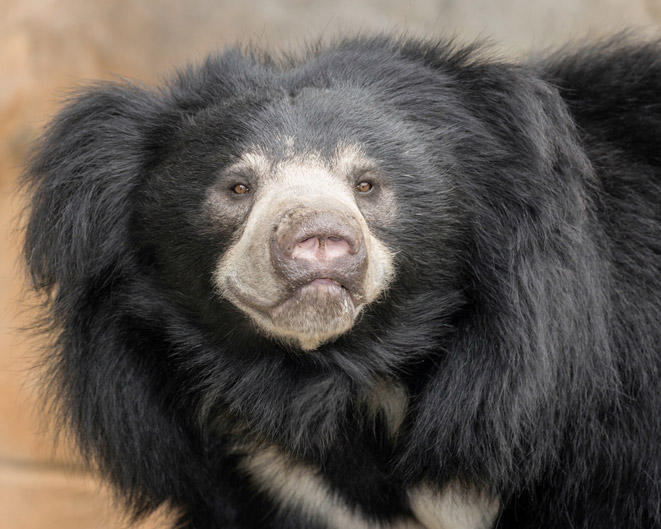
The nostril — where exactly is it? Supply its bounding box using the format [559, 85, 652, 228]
[291, 236, 320, 260]
[324, 237, 351, 259]
[290, 235, 352, 261]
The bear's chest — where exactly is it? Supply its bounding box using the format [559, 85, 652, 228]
[238, 440, 498, 529]
[234, 380, 499, 529]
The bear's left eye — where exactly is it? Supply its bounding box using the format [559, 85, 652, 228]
[356, 181, 373, 193]
[232, 183, 250, 195]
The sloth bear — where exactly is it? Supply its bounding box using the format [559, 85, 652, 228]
[23, 36, 660, 529]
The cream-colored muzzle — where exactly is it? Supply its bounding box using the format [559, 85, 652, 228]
[212, 150, 394, 350]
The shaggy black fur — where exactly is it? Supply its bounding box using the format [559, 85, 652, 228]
[23, 35, 660, 528]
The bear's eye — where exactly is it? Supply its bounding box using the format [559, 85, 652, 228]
[232, 183, 249, 195]
[356, 181, 373, 194]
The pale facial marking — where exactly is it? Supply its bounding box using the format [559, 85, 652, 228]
[211, 145, 396, 350]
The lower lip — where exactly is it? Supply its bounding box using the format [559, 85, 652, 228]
[308, 278, 342, 288]
[268, 277, 355, 321]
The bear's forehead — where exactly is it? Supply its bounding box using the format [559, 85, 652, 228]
[225, 141, 376, 186]
[232, 86, 383, 158]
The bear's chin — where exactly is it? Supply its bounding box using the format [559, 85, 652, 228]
[268, 279, 357, 350]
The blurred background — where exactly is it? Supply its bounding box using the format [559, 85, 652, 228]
[0, 1, 659, 527]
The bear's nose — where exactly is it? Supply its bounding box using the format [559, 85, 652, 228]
[291, 235, 352, 261]
[271, 208, 367, 291]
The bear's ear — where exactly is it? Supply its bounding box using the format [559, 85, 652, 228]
[24, 83, 160, 295]
[22, 85, 225, 518]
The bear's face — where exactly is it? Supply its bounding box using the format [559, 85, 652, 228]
[136, 86, 443, 352]
[208, 143, 396, 350]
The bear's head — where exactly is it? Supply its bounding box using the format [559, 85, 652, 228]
[26, 39, 592, 367]
[131, 65, 466, 354]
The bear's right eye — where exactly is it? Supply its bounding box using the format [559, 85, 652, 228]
[232, 183, 249, 195]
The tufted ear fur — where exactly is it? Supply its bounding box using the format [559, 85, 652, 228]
[22, 84, 236, 524]
[24, 83, 158, 294]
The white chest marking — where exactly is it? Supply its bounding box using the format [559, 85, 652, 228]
[239, 445, 424, 528]
[239, 444, 499, 529]
[408, 483, 500, 529]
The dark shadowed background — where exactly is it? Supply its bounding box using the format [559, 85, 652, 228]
[1, 1, 659, 527]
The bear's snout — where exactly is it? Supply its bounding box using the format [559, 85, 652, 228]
[271, 208, 367, 295]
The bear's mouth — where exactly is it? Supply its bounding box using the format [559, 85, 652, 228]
[223, 275, 358, 334]
[269, 278, 356, 322]
[266, 278, 357, 342]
